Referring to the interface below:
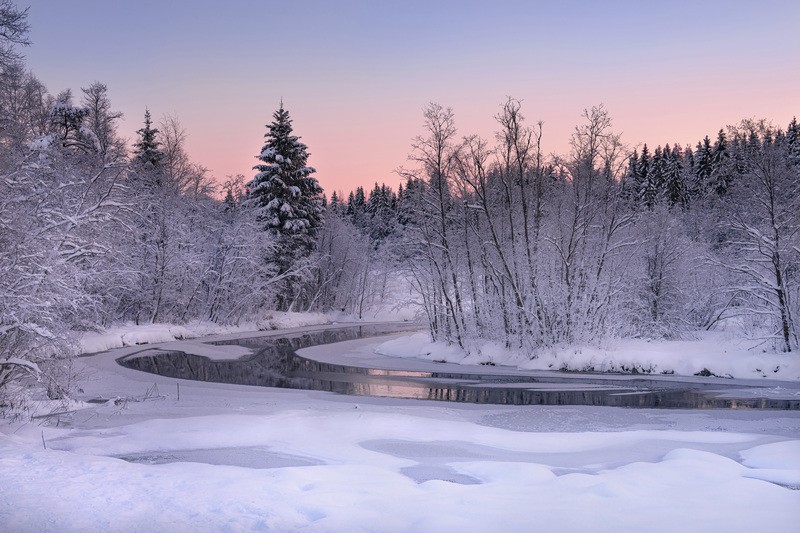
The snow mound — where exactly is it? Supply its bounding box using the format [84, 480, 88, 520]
[741, 441, 800, 470]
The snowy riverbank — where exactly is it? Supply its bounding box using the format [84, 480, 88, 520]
[1, 324, 799, 531]
[76, 311, 334, 354]
[376, 330, 800, 382]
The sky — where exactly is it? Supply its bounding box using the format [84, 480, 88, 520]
[21, 0, 799, 196]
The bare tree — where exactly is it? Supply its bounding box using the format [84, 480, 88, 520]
[543, 105, 634, 344]
[0, 63, 48, 153]
[406, 103, 466, 346]
[159, 114, 215, 198]
[0, 0, 29, 66]
[716, 120, 799, 351]
[81, 82, 125, 162]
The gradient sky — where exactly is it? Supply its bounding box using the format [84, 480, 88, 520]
[22, 0, 799, 195]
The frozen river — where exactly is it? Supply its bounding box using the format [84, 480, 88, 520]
[117, 323, 800, 409]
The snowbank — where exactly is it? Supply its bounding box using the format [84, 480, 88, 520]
[375, 331, 800, 381]
[2, 410, 798, 532]
[76, 311, 333, 354]
[257, 310, 332, 330]
[79, 324, 198, 353]
[76, 308, 424, 356]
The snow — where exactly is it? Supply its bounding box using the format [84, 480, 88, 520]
[0, 357, 41, 375]
[2, 324, 799, 531]
[4, 406, 800, 531]
[27, 133, 55, 151]
[76, 311, 332, 354]
[376, 330, 800, 381]
[2, 407, 799, 531]
[738, 441, 800, 488]
[741, 441, 800, 470]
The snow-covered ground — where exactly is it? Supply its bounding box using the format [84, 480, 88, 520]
[2, 324, 799, 532]
[376, 330, 800, 382]
[76, 311, 335, 354]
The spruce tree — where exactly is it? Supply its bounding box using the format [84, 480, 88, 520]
[650, 145, 666, 202]
[131, 109, 165, 189]
[664, 145, 687, 208]
[694, 136, 713, 195]
[246, 103, 323, 309]
[710, 129, 731, 195]
[133, 109, 163, 170]
[639, 144, 658, 208]
[621, 149, 639, 204]
[366, 183, 396, 245]
[347, 186, 367, 228]
[786, 117, 799, 166]
[329, 190, 342, 215]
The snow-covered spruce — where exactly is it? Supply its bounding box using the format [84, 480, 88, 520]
[245, 103, 324, 311]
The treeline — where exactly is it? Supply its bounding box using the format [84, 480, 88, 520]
[624, 129, 757, 207]
[324, 101, 799, 356]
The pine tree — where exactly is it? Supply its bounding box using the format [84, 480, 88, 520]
[246, 103, 323, 309]
[133, 109, 163, 170]
[223, 187, 237, 212]
[650, 145, 667, 202]
[347, 186, 367, 228]
[639, 144, 658, 208]
[682, 145, 699, 200]
[248, 103, 323, 245]
[130, 109, 166, 190]
[354, 186, 366, 210]
[397, 176, 423, 227]
[695, 136, 713, 195]
[128, 110, 171, 322]
[366, 183, 397, 245]
[329, 190, 342, 215]
[710, 129, 731, 195]
[664, 144, 687, 208]
[621, 148, 639, 203]
[787, 117, 799, 166]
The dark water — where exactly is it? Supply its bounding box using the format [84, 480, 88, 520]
[117, 324, 800, 410]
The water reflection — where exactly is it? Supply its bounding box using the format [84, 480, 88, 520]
[117, 325, 800, 410]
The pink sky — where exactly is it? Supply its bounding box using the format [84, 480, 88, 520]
[23, 0, 800, 195]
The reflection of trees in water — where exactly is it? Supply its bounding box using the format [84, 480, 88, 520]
[119, 324, 417, 389]
[118, 325, 800, 410]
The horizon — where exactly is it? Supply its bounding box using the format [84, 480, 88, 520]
[22, 0, 799, 195]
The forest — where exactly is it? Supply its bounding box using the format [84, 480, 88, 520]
[1, 1, 798, 403]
